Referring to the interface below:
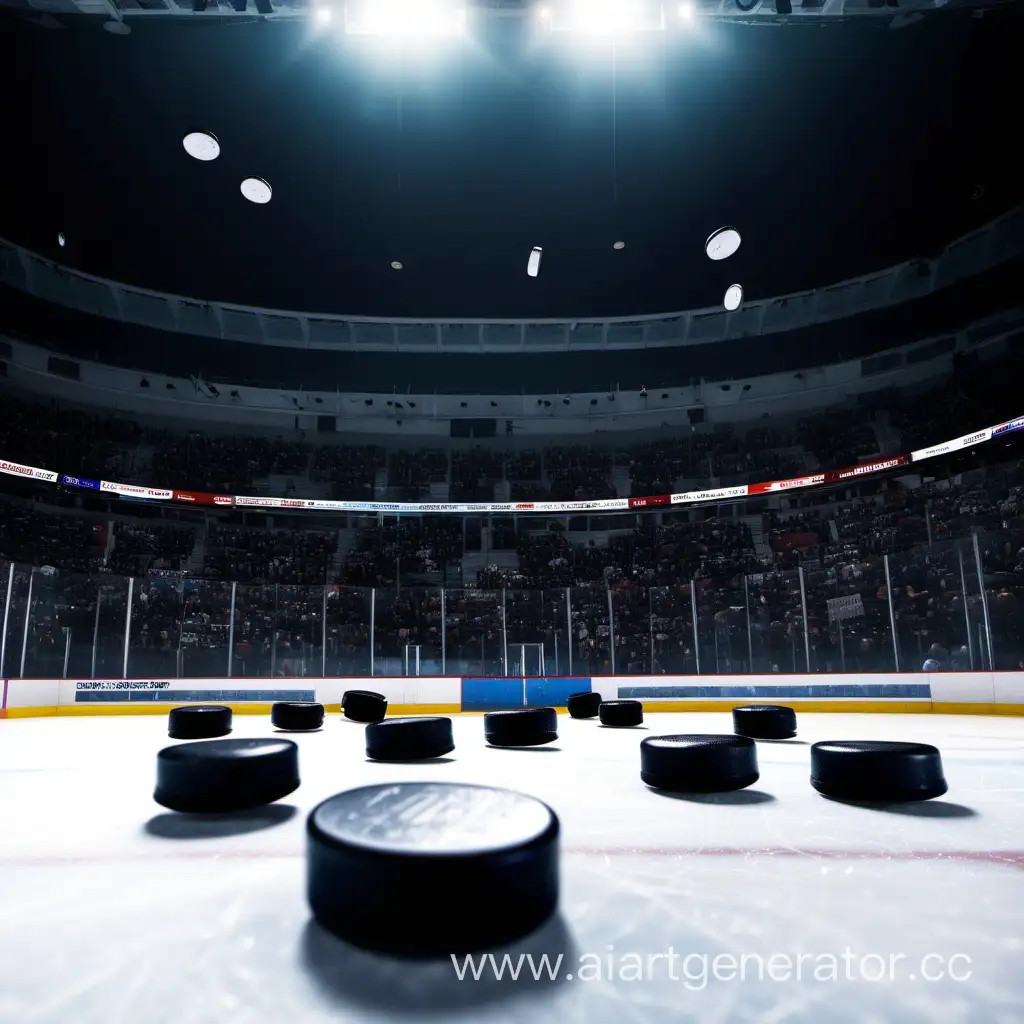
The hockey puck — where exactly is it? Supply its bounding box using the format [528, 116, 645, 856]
[366, 717, 454, 761]
[641, 734, 759, 792]
[484, 707, 558, 747]
[342, 690, 388, 724]
[732, 704, 797, 740]
[599, 700, 644, 727]
[307, 782, 559, 955]
[566, 691, 602, 719]
[168, 704, 232, 740]
[154, 737, 300, 813]
[810, 740, 948, 802]
[272, 701, 325, 731]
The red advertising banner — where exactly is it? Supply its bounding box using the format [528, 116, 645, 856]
[173, 491, 233, 507]
[629, 494, 671, 509]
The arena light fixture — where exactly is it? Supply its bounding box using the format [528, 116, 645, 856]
[57, 232, 66, 248]
[613, 240, 625, 250]
[314, 6, 333, 23]
[102, 18, 131, 34]
[344, 0, 467, 37]
[724, 283, 743, 311]
[705, 225, 741, 261]
[527, 246, 543, 278]
[391, 261, 403, 270]
[679, 0, 695, 19]
[183, 131, 220, 162]
[240, 177, 272, 204]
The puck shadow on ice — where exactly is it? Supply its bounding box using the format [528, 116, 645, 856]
[647, 789, 775, 806]
[144, 803, 298, 839]
[300, 913, 576, 1014]
[817, 796, 976, 818]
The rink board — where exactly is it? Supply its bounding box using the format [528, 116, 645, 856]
[3, 673, 1024, 716]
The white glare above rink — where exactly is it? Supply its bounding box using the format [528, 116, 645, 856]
[705, 226, 741, 261]
[724, 283, 743, 311]
[182, 132, 220, 162]
[541, 0, 665, 34]
[344, 0, 467, 36]
[527, 247, 543, 278]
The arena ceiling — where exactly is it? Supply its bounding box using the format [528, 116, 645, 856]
[0, 3, 1021, 322]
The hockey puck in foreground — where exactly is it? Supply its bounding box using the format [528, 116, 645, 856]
[810, 740, 948, 802]
[732, 704, 797, 740]
[154, 738, 300, 813]
[366, 717, 454, 761]
[641, 734, 759, 792]
[272, 701, 325, 731]
[566, 691, 602, 719]
[342, 690, 388, 724]
[307, 782, 559, 955]
[599, 700, 644, 727]
[484, 707, 558, 746]
[168, 704, 232, 740]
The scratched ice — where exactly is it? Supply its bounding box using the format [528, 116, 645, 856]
[1, 711, 1022, 1023]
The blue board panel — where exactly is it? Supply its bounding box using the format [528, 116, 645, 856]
[461, 678, 523, 711]
[618, 684, 931, 700]
[526, 677, 593, 707]
[75, 688, 316, 703]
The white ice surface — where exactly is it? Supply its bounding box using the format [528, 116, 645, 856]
[1, 712, 1023, 1024]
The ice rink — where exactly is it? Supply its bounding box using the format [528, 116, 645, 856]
[1, 709, 1022, 1023]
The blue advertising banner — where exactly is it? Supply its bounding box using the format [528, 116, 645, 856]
[61, 475, 100, 490]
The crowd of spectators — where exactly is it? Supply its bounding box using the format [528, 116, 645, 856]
[5, 462, 1024, 677]
[451, 448, 504, 502]
[797, 409, 880, 468]
[388, 449, 448, 500]
[152, 434, 309, 494]
[106, 521, 194, 576]
[0, 506, 106, 574]
[341, 517, 462, 586]
[544, 446, 616, 501]
[3, 350, 1024, 678]
[310, 445, 384, 501]
[204, 525, 337, 585]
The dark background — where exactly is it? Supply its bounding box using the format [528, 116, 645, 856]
[1, 7, 1021, 321]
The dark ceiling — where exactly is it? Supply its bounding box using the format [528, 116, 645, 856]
[0, 8, 1021, 321]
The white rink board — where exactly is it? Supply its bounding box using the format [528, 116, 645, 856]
[1, 676, 463, 711]
[1, 711, 1023, 1023]
[4, 673, 1024, 713]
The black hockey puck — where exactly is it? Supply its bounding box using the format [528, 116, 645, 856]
[366, 717, 454, 761]
[641, 734, 759, 792]
[732, 704, 797, 740]
[154, 738, 300, 813]
[810, 740, 948, 802]
[342, 690, 388, 724]
[272, 701, 325, 731]
[168, 704, 232, 740]
[566, 691, 602, 719]
[307, 782, 559, 955]
[484, 707, 558, 746]
[599, 700, 644, 727]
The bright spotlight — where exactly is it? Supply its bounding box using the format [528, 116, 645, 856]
[345, 0, 466, 37]
[679, 0, 695, 19]
[314, 6, 333, 23]
[538, 4, 551, 18]
[547, 0, 664, 34]
[577, 0, 640, 34]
